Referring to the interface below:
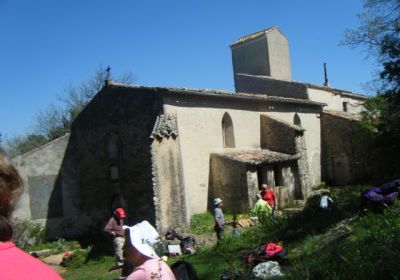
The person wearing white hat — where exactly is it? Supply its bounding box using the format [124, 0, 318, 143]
[124, 220, 176, 280]
[213, 197, 225, 240]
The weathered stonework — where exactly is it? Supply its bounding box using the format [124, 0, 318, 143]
[321, 111, 371, 185]
[151, 127, 187, 232]
[71, 85, 163, 226]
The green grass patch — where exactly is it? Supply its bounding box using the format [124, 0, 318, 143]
[62, 256, 120, 280]
[39, 184, 400, 279]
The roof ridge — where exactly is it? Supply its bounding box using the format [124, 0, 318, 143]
[230, 26, 278, 47]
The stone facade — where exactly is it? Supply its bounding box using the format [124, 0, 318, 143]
[321, 111, 371, 185]
[70, 86, 163, 227]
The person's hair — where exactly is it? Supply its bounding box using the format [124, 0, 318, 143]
[0, 154, 22, 241]
[256, 193, 262, 200]
[262, 184, 268, 189]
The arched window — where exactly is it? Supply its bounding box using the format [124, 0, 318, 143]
[222, 112, 235, 148]
[106, 133, 120, 160]
[294, 113, 301, 127]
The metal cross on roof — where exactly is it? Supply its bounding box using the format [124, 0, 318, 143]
[106, 65, 111, 81]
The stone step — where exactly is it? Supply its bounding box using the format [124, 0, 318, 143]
[293, 199, 306, 207]
[282, 207, 303, 217]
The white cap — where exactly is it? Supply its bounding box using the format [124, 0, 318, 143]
[127, 220, 159, 258]
[213, 197, 222, 206]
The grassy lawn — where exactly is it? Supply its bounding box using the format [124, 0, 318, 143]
[44, 185, 400, 279]
[61, 256, 120, 280]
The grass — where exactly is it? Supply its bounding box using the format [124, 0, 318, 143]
[61, 256, 120, 280]
[39, 184, 400, 279]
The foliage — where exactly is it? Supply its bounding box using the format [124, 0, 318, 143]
[343, 0, 400, 58]
[286, 204, 400, 280]
[62, 249, 90, 268]
[12, 219, 46, 249]
[4, 134, 48, 158]
[190, 213, 215, 234]
[343, 0, 400, 179]
[0, 133, 4, 154]
[25, 238, 82, 255]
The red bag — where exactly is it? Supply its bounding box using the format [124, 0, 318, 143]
[265, 242, 283, 258]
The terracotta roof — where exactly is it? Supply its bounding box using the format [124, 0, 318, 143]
[212, 148, 300, 165]
[150, 114, 178, 139]
[323, 110, 362, 121]
[230, 27, 278, 47]
[107, 81, 325, 107]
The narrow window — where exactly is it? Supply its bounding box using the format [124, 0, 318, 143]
[294, 113, 301, 126]
[222, 112, 235, 148]
[343, 102, 348, 112]
[110, 165, 119, 181]
[106, 133, 120, 160]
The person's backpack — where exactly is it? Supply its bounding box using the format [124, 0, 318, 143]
[243, 242, 286, 266]
[180, 236, 197, 254]
[165, 228, 196, 254]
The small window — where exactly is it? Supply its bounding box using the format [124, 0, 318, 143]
[110, 165, 119, 181]
[343, 102, 348, 112]
[106, 133, 120, 160]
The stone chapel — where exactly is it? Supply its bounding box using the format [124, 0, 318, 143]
[12, 27, 369, 237]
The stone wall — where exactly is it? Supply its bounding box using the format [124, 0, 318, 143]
[12, 134, 85, 238]
[234, 74, 308, 99]
[307, 87, 365, 115]
[321, 112, 371, 185]
[163, 92, 321, 217]
[260, 115, 298, 154]
[151, 133, 186, 232]
[71, 85, 163, 227]
[209, 155, 254, 213]
[260, 114, 311, 198]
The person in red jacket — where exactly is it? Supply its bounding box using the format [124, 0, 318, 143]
[0, 154, 62, 279]
[105, 207, 126, 271]
[261, 184, 277, 220]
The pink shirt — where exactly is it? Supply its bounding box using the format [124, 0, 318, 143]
[0, 241, 62, 280]
[126, 258, 176, 280]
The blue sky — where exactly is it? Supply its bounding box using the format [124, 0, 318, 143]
[0, 0, 375, 137]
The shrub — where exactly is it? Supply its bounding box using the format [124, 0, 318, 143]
[62, 249, 90, 268]
[12, 219, 46, 248]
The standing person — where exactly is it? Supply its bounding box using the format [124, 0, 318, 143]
[0, 154, 62, 279]
[213, 197, 225, 240]
[105, 207, 126, 271]
[261, 184, 277, 220]
[124, 220, 176, 280]
[251, 194, 272, 224]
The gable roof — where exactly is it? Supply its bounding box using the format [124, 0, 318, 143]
[107, 81, 325, 107]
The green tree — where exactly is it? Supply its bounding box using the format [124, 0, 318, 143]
[344, 0, 400, 178]
[34, 65, 135, 140]
[4, 134, 48, 158]
[0, 133, 4, 155]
